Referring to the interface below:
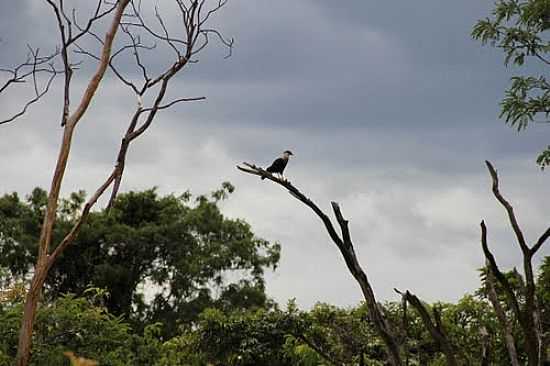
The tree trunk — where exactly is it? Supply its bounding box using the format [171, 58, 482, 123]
[485, 261, 520, 366]
[14, 1, 130, 364]
[15, 262, 49, 366]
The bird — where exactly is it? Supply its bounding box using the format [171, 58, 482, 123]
[262, 150, 294, 180]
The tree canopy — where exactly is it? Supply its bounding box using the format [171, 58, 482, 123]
[473, 0, 550, 168]
[0, 185, 280, 337]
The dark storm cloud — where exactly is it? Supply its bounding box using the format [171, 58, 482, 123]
[146, 0, 516, 133]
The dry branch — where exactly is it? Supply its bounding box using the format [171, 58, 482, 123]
[481, 160, 549, 366]
[484, 260, 520, 366]
[394, 289, 458, 366]
[237, 162, 403, 366]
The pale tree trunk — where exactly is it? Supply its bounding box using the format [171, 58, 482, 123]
[15, 1, 130, 364]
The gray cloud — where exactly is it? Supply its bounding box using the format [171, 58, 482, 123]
[1, 0, 549, 309]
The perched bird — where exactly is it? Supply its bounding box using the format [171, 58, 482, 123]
[262, 150, 294, 180]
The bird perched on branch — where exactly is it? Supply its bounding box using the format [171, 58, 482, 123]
[262, 150, 294, 180]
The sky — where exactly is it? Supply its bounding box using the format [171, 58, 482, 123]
[0, 0, 549, 308]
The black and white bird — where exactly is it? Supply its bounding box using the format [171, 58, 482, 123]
[262, 150, 294, 180]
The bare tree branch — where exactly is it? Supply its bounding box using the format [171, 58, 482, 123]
[485, 161, 529, 254]
[482, 160, 546, 366]
[0, 46, 60, 125]
[237, 162, 403, 366]
[394, 289, 458, 366]
[480, 220, 522, 320]
[484, 260, 520, 366]
[531, 226, 550, 255]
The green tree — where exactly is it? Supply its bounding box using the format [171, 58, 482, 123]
[473, 0, 550, 168]
[0, 290, 134, 366]
[0, 185, 280, 337]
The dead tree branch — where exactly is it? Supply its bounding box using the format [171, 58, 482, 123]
[483, 260, 520, 366]
[237, 162, 403, 366]
[394, 289, 458, 366]
[481, 160, 550, 366]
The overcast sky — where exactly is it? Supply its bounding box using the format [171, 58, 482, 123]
[1, 0, 549, 308]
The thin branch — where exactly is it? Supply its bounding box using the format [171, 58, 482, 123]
[485, 161, 530, 254]
[531, 226, 550, 255]
[0, 47, 60, 125]
[480, 220, 522, 320]
[69, 0, 118, 46]
[48, 169, 117, 265]
[45, 0, 72, 126]
[0, 67, 56, 125]
[143, 96, 205, 112]
[196, 28, 233, 58]
[154, 5, 180, 58]
[199, 0, 228, 27]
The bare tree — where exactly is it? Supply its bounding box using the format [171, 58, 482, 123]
[8, 1, 232, 365]
[480, 160, 550, 366]
[237, 163, 403, 366]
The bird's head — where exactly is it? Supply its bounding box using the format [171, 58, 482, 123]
[283, 150, 294, 159]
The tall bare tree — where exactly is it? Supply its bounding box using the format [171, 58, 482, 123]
[0, 1, 232, 365]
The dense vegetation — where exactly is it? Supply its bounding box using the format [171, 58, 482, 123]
[0, 187, 549, 365]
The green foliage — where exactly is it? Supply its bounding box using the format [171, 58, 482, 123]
[196, 307, 296, 365]
[0, 185, 280, 337]
[472, 0, 550, 168]
[537, 257, 550, 344]
[0, 292, 134, 366]
[0, 270, 549, 365]
[0, 190, 43, 285]
[2, 188, 550, 364]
